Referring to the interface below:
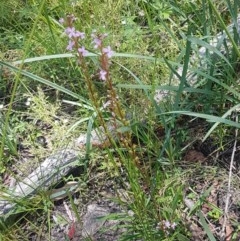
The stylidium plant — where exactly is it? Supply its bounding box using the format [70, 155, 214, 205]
[157, 220, 177, 235]
[59, 15, 140, 169]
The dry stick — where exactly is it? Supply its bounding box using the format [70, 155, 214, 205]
[220, 114, 238, 240]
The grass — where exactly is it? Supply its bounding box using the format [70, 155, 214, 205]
[0, 0, 240, 240]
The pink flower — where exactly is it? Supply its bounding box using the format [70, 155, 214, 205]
[103, 46, 114, 58]
[66, 40, 75, 51]
[92, 37, 102, 49]
[164, 220, 171, 229]
[65, 27, 76, 38]
[99, 69, 107, 80]
[78, 46, 88, 56]
[65, 27, 85, 39]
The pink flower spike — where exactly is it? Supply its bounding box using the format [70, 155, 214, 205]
[99, 69, 107, 81]
[103, 46, 114, 58]
[78, 46, 88, 56]
[66, 40, 75, 51]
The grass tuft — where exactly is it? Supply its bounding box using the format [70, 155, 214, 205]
[0, 0, 240, 240]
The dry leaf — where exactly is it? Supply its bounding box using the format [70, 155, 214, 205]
[184, 150, 206, 162]
[226, 224, 233, 241]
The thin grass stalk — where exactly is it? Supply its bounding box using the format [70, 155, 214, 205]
[0, 0, 48, 171]
[207, 0, 240, 58]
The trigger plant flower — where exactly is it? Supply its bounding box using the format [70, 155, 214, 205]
[78, 46, 88, 56]
[91, 31, 108, 49]
[65, 27, 85, 39]
[65, 27, 77, 38]
[92, 36, 102, 49]
[74, 31, 85, 39]
[157, 220, 177, 235]
[164, 220, 171, 229]
[103, 46, 114, 58]
[66, 40, 75, 51]
[99, 69, 107, 81]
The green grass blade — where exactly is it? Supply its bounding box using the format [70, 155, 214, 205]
[62, 100, 94, 111]
[117, 83, 214, 95]
[161, 111, 240, 128]
[207, 0, 240, 58]
[12, 53, 163, 65]
[190, 67, 240, 99]
[202, 103, 240, 141]
[198, 211, 217, 241]
[0, 61, 90, 105]
[174, 30, 192, 110]
[115, 62, 150, 97]
[187, 36, 233, 69]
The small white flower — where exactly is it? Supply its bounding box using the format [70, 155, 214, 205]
[103, 101, 111, 108]
[63, 119, 69, 124]
[164, 220, 171, 229]
[128, 210, 134, 217]
[138, 10, 145, 16]
[171, 222, 177, 229]
[99, 69, 107, 81]
[59, 18, 64, 24]
[25, 97, 32, 106]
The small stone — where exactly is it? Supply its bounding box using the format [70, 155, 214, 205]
[81, 204, 109, 238]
